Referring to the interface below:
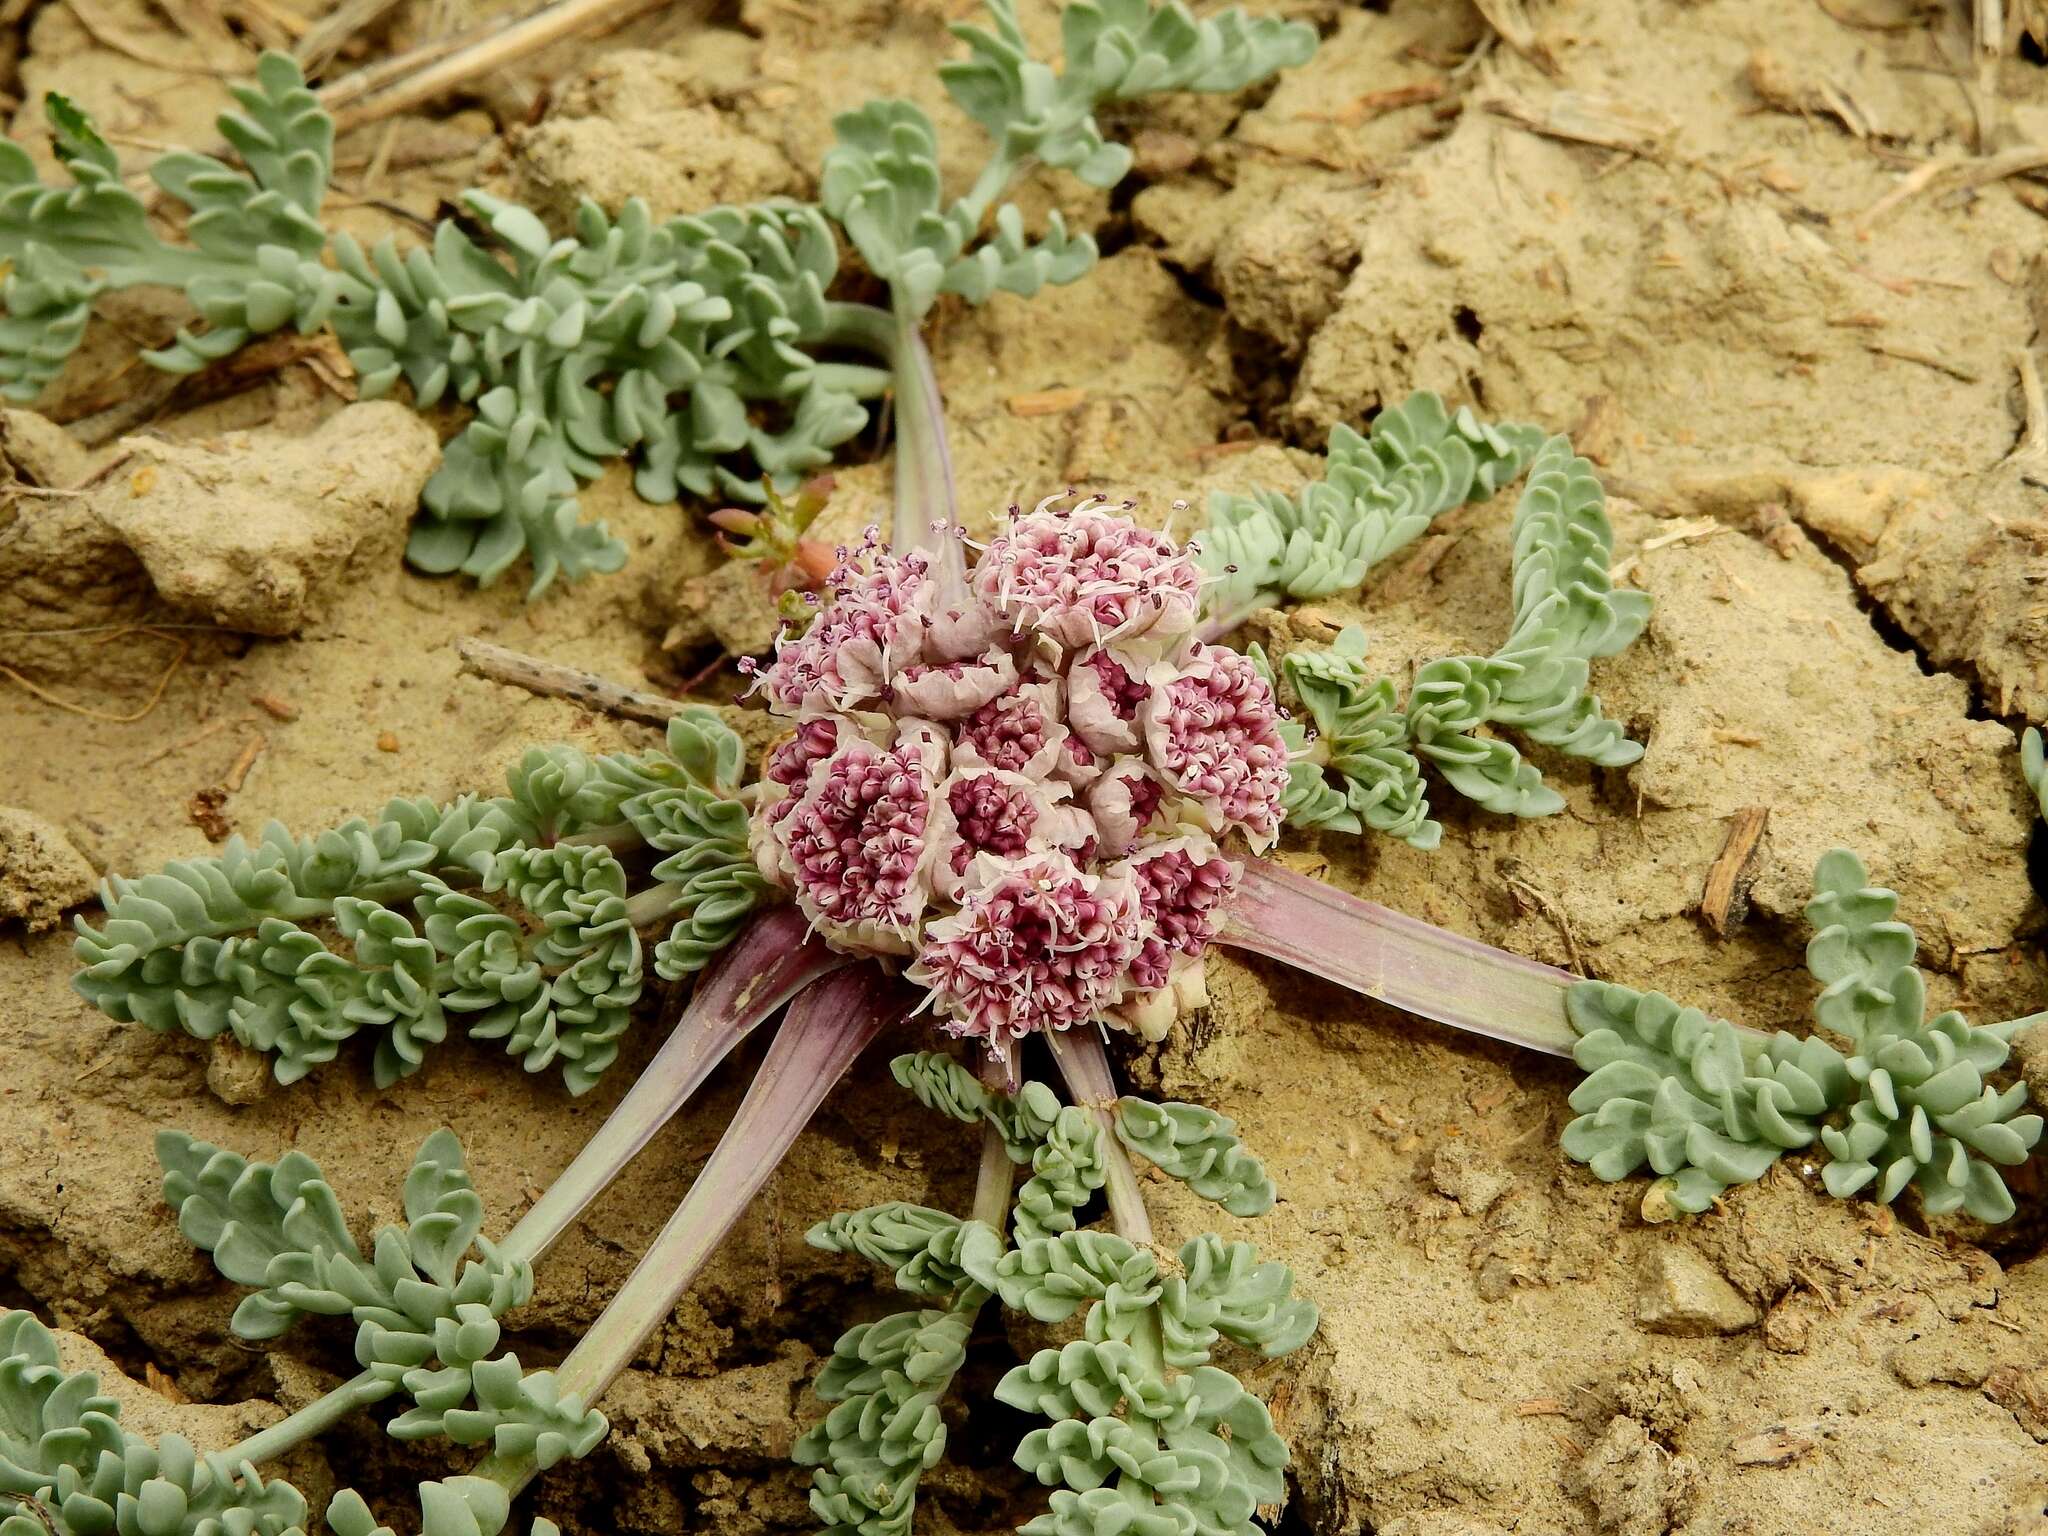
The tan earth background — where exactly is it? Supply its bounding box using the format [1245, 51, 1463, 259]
[3, 0, 2048, 1532]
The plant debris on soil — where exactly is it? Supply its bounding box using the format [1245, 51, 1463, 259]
[2, 1, 2047, 1534]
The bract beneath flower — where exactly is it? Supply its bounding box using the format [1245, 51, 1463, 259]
[926, 753, 1095, 902]
[958, 678, 1071, 781]
[891, 648, 1019, 720]
[1067, 642, 1154, 756]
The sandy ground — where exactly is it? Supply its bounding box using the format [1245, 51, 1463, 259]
[2, 1, 2047, 1532]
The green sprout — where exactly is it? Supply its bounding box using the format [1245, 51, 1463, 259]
[708, 473, 839, 597]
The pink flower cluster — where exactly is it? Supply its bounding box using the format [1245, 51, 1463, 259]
[751, 498, 1290, 1051]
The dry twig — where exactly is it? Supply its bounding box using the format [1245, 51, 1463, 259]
[292, 0, 408, 74]
[62, 0, 242, 75]
[0, 636, 189, 723]
[322, 0, 686, 133]
[1468, 0, 1555, 71]
[1852, 154, 1960, 234]
[123, 0, 704, 212]
[1638, 516, 1728, 554]
[1747, 49, 1877, 138]
[1977, 0, 2005, 132]
[1952, 143, 2048, 190]
[456, 638, 687, 726]
[136, 715, 236, 767]
[225, 732, 267, 792]
[2001, 349, 2048, 488]
[1812, 0, 1918, 29]
[57, 332, 354, 441]
[1294, 79, 1447, 126]
[1006, 386, 1088, 417]
[1500, 862, 1587, 974]
[231, 0, 313, 49]
[1483, 88, 1675, 157]
[1865, 340, 1979, 382]
[1699, 806, 1770, 936]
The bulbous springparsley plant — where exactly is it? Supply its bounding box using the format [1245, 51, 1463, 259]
[50, 440, 2046, 1533]
[28, 11, 2046, 1533]
[50, 419, 2048, 1532]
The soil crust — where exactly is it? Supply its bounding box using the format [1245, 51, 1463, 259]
[2, 2, 2046, 1534]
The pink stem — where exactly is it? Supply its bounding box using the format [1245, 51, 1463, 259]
[1045, 1027, 1152, 1246]
[501, 906, 852, 1263]
[468, 962, 906, 1498]
[971, 1047, 1018, 1232]
[1220, 858, 1582, 1057]
[891, 318, 970, 602]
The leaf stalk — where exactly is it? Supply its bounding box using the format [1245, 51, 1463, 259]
[464, 963, 907, 1504]
[1045, 1027, 1153, 1246]
[501, 905, 850, 1264]
[221, 1366, 393, 1469]
[1221, 858, 1583, 1057]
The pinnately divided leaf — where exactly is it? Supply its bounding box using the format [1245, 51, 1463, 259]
[354, 196, 879, 593]
[0, 61, 340, 400]
[802, 1056, 1316, 1536]
[1802, 850, 2043, 1222]
[796, 1305, 976, 1536]
[824, 0, 1311, 324]
[806, 1204, 1004, 1298]
[1013, 1105, 1111, 1244]
[1113, 1097, 1276, 1216]
[1001, 1232, 1313, 1536]
[1256, 417, 1651, 846]
[1562, 845, 2043, 1222]
[1202, 391, 1546, 618]
[1404, 435, 1651, 813]
[890, 1050, 1062, 1158]
[1, 9, 1317, 592]
[0, 1314, 553, 1536]
[943, 0, 1315, 187]
[0, 1309, 313, 1536]
[157, 1130, 608, 1468]
[71, 710, 766, 1093]
[1561, 983, 1851, 1214]
[1250, 629, 1431, 845]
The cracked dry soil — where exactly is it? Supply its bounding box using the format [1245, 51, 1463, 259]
[3, 0, 2048, 1533]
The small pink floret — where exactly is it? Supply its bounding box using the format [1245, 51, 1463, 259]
[766, 726, 943, 954]
[1142, 647, 1290, 851]
[759, 552, 933, 709]
[973, 499, 1203, 651]
[957, 680, 1068, 780]
[908, 850, 1141, 1048]
[1116, 834, 1240, 993]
